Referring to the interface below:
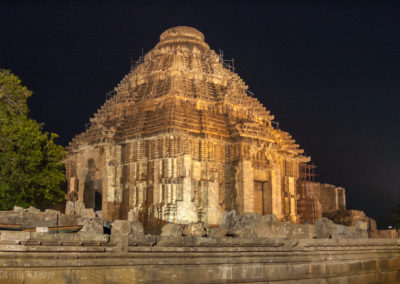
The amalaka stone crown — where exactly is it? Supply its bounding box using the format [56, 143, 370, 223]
[160, 26, 205, 42]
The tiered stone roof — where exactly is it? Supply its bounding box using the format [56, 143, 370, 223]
[69, 26, 307, 162]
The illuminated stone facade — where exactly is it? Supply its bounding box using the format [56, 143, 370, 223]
[66, 26, 345, 225]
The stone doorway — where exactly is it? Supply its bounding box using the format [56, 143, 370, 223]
[95, 190, 102, 211]
[254, 181, 272, 215]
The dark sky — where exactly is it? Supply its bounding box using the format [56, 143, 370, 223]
[1, 1, 399, 226]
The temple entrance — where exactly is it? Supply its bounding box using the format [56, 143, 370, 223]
[254, 181, 272, 215]
[83, 181, 102, 211]
[83, 159, 102, 211]
[95, 190, 102, 211]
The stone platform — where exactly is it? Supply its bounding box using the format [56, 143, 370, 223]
[0, 232, 399, 284]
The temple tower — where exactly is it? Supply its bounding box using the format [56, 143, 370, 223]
[66, 26, 327, 225]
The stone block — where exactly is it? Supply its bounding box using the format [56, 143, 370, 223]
[314, 217, 368, 239]
[323, 209, 368, 227]
[13, 206, 25, 212]
[131, 221, 144, 236]
[109, 235, 129, 249]
[368, 218, 377, 232]
[314, 218, 335, 239]
[30, 232, 109, 245]
[80, 208, 96, 218]
[74, 200, 85, 215]
[112, 220, 132, 235]
[208, 227, 228, 238]
[183, 222, 207, 237]
[356, 221, 368, 231]
[111, 220, 144, 236]
[161, 223, 183, 237]
[95, 210, 102, 218]
[370, 229, 398, 239]
[65, 201, 75, 215]
[21, 212, 58, 228]
[0, 211, 23, 225]
[77, 217, 103, 235]
[44, 209, 59, 215]
[156, 236, 186, 246]
[128, 234, 157, 246]
[220, 210, 237, 230]
[127, 209, 138, 222]
[36, 227, 48, 233]
[58, 214, 78, 227]
[0, 231, 31, 244]
[27, 206, 40, 213]
[260, 214, 278, 222]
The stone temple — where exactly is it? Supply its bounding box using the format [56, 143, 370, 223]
[65, 26, 346, 226]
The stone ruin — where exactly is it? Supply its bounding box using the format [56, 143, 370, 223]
[1, 26, 399, 284]
[65, 26, 346, 227]
[0, 205, 397, 241]
[0, 206, 399, 283]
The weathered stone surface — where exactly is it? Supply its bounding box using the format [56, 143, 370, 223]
[314, 218, 368, 239]
[58, 214, 78, 226]
[0, 231, 30, 244]
[95, 210, 102, 218]
[183, 222, 207, 237]
[74, 200, 85, 215]
[220, 210, 237, 231]
[77, 217, 103, 234]
[314, 218, 335, 238]
[27, 206, 40, 213]
[370, 229, 399, 239]
[131, 221, 144, 236]
[127, 209, 138, 222]
[161, 223, 183, 237]
[127, 234, 157, 246]
[30, 232, 109, 245]
[36, 227, 49, 233]
[208, 227, 228, 238]
[219, 213, 314, 239]
[0, 211, 23, 225]
[44, 209, 59, 214]
[21, 212, 58, 228]
[112, 220, 132, 235]
[111, 220, 144, 236]
[0, 226, 399, 283]
[323, 209, 369, 226]
[80, 208, 96, 218]
[65, 26, 347, 225]
[1, 237, 398, 283]
[13, 206, 24, 212]
[65, 200, 75, 215]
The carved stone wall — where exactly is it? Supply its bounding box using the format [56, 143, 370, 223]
[66, 26, 345, 224]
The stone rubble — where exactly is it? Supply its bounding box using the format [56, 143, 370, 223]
[0, 206, 396, 250]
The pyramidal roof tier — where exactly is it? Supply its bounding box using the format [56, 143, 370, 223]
[70, 26, 308, 162]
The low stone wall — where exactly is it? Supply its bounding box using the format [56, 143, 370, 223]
[0, 209, 399, 283]
[0, 231, 399, 283]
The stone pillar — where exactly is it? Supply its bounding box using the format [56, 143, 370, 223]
[241, 160, 254, 213]
[288, 177, 297, 222]
[270, 169, 283, 220]
[176, 155, 198, 224]
[76, 153, 87, 202]
[207, 180, 221, 226]
[103, 143, 121, 221]
[336, 187, 346, 210]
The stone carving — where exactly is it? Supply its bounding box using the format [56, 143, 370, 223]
[66, 26, 347, 226]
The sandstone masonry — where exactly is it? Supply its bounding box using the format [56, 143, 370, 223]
[65, 26, 346, 225]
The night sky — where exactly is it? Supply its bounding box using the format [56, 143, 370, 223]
[1, 1, 399, 226]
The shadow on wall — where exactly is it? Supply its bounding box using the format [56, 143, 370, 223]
[83, 159, 102, 212]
